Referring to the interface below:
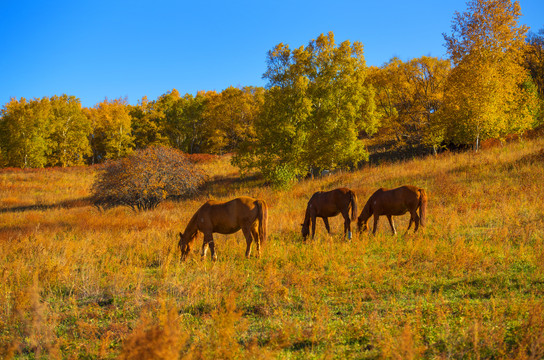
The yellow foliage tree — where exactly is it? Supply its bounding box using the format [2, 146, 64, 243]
[86, 98, 134, 162]
[48, 95, 91, 167]
[201, 86, 263, 154]
[369, 57, 450, 151]
[0, 97, 50, 168]
[441, 0, 538, 150]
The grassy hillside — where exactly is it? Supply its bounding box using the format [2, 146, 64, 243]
[1, 138, 544, 359]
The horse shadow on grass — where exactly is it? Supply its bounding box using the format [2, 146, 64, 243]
[0, 197, 92, 214]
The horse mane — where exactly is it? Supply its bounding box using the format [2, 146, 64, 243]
[302, 203, 312, 228]
[359, 195, 373, 223]
[302, 193, 319, 228]
[183, 207, 201, 239]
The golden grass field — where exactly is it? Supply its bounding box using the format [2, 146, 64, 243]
[1, 138, 544, 359]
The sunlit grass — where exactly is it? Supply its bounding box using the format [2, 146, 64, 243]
[1, 139, 544, 358]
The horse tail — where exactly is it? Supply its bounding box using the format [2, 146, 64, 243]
[418, 188, 427, 227]
[256, 199, 268, 243]
[349, 190, 358, 221]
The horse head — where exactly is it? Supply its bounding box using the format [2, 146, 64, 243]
[301, 223, 310, 240]
[357, 217, 369, 232]
[178, 231, 197, 261]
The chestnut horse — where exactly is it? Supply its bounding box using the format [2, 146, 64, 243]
[357, 185, 427, 235]
[301, 188, 358, 240]
[178, 196, 268, 261]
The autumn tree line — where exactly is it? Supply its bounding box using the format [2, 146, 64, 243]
[1, 0, 543, 185]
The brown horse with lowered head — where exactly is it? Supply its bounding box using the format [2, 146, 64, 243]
[357, 185, 427, 235]
[301, 188, 358, 240]
[178, 196, 268, 261]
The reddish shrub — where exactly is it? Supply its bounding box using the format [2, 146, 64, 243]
[480, 138, 502, 150]
[186, 153, 219, 164]
[91, 146, 206, 211]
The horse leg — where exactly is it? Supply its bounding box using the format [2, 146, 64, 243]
[322, 217, 331, 234]
[407, 217, 413, 231]
[405, 218, 413, 235]
[202, 233, 216, 261]
[373, 215, 379, 235]
[311, 214, 317, 239]
[251, 223, 261, 258]
[342, 211, 352, 240]
[413, 213, 420, 233]
[209, 239, 217, 261]
[242, 225, 254, 258]
[410, 209, 420, 233]
[387, 215, 397, 235]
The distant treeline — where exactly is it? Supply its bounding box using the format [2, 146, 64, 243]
[0, 87, 264, 168]
[1, 2, 543, 186]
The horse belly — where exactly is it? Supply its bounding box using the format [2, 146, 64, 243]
[316, 205, 341, 217]
[213, 224, 241, 235]
[378, 205, 408, 216]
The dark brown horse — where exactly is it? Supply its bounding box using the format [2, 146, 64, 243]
[357, 185, 427, 235]
[301, 188, 358, 240]
[178, 196, 268, 261]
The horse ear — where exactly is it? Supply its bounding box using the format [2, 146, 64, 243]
[179, 232, 183, 239]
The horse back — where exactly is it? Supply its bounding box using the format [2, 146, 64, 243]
[372, 186, 420, 215]
[310, 188, 353, 217]
[399, 185, 425, 207]
[204, 197, 260, 234]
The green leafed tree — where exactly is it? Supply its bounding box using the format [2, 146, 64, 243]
[0, 97, 50, 168]
[169, 92, 208, 154]
[153, 89, 187, 150]
[441, 0, 539, 150]
[525, 29, 544, 98]
[47, 95, 91, 167]
[129, 96, 169, 150]
[235, 32, 377, 186]
[304, 34, 371, 172]
[525, 28, 544, 126]
[145, 89, 207, 154]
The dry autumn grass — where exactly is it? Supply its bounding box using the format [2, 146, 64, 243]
[1, 139, 544, 359]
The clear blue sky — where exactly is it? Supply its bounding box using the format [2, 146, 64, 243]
[1, 0, 542, 108]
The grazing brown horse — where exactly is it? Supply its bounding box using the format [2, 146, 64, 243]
[178, 196, 268, 261]
[357, 185, 427, 235]
[301, 188, 358, 240]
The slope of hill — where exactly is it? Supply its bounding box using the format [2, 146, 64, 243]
[1, 138, 544, 359]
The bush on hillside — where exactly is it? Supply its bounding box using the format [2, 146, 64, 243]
[92, 146, 206, 211]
